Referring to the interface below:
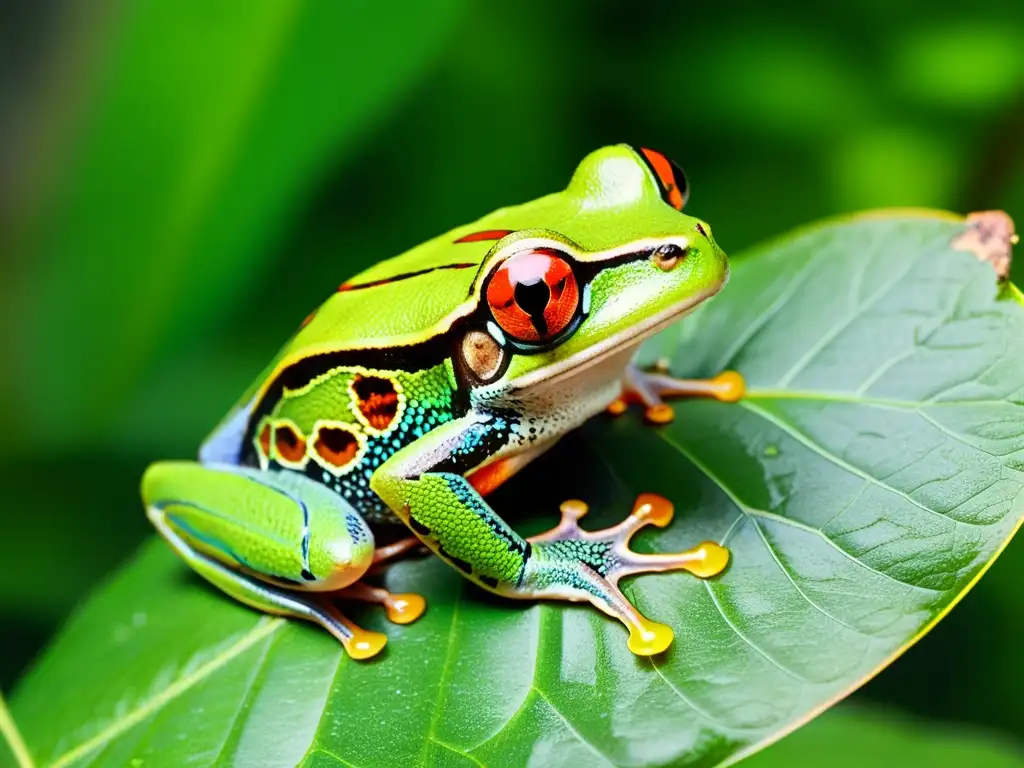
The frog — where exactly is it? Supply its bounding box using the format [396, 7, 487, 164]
[141, 144, 745, 660]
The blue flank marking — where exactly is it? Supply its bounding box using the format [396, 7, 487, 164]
[198, 400, 254, 465]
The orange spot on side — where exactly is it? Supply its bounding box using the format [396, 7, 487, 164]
[258, 424, 272, 457]
[315, 427, 359, 468]
[274, 424, 306, 463]
[352, 375, 399, 431]
[640, 147, 684, 211]
[454, 229, 515, 243]
[467, 458, 518, 497]
[300, 309, 318, 328]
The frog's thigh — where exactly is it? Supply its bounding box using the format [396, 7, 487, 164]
[142, 461, 386, 659]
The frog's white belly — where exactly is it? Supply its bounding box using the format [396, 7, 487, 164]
[500, 342, 638, 454]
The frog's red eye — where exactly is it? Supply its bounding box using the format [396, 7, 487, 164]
[485, 249, 580, 343]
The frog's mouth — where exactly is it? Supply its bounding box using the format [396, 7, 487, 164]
[506, 284, 721, 393]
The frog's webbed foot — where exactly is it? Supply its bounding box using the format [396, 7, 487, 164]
[521, 494, 729, 656]
[336, 581, 426, 625]
[607, 362, 745, 425]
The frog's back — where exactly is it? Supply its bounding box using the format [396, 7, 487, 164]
[260, 144, 691, 371]
[204, 144, 688, 465]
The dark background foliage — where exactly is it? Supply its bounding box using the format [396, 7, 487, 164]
[1, 0, 1021, 760]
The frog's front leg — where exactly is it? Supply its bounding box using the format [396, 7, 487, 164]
[142, 462, 416, 659]
[608, 362, 746, 424]
[370, 414, 729, 656]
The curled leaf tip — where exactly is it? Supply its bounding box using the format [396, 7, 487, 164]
[951, 210, 1016, 280]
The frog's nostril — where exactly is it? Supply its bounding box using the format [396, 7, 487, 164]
[652, 243, 687, 272]
[695, 223, 708, 237]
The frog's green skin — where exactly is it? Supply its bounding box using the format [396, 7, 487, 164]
[142, 144, 738, 659]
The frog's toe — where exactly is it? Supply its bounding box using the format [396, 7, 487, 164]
[614, 365, 746, 424]
[610, 494, 728, 580]
[337, 581, 428, 626]
[627, 618, 674, 657]
[345, 627, 389, 660]
[384, 592, 426, 625]
[310, 597, 388, 660]
[523, 493, 730, 656]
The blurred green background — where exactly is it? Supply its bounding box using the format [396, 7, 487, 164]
[1, 0, 1021, 761]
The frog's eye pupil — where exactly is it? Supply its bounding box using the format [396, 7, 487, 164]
[486, 249, 580, 344]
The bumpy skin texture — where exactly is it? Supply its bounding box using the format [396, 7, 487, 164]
[245, 363, 458, 524]
[142, 143, 734, 657]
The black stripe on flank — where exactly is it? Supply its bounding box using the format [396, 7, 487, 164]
[241, 334, 461, 459]
[408, 517, 431, 536]
[338, 263, 477, 292]
[439, 545, 473, 574]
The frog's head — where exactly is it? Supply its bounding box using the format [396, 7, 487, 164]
[456, 144, 728, 402]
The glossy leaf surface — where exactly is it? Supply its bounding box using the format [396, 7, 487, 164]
[9, 212, 1023, 767]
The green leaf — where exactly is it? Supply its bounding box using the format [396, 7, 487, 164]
[0, 691, 34, 768]
[10, 212, 1023, 767]
[743, 704, 1023, 768]
[15, 0, 465, 448]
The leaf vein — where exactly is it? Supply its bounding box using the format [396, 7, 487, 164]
[0, 691, 35, 768]
[47, 618, 284, 768]
[653, 429, 941, 592]
[748, 518, 864, 634]
[210, 625, 282, 767]
[430, 736, 485, 767]
[775, 237, 929, 388]
[532, 687, 617, 767]
[713, 245, 826, 372]
[739, 400, 984, 529]
[421, 587, 463, 761]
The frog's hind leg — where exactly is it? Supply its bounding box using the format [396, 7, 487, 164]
[371, 414, 729, 657]
[143, 461, 387, 660]
[608, 362, 745, 424]
[148, 509, 386, 659]
[522, 494, 729, 656]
